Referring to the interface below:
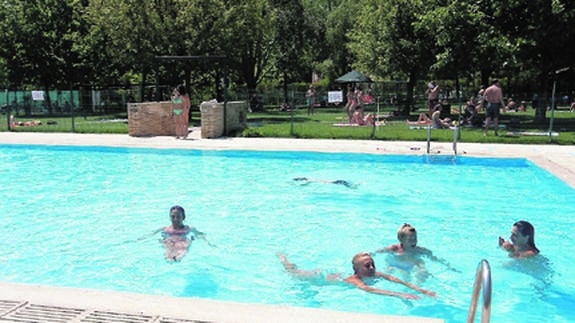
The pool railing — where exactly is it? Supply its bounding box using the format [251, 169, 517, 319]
[466, 259, 492, 323]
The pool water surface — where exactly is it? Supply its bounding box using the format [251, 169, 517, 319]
[0, 144, 574, 323]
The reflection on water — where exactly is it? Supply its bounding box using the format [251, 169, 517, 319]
[183, 273, 218, 297]
[502, 254, 554, 289]
[383, 253, 430, 284]
[540, 288, 575, 318]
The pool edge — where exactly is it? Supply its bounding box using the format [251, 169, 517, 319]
[0, 281, 444, 323]
[1, 132, 574, 188]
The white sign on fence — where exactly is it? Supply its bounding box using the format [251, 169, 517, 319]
[31, 91, 45, 101]
[328, 91, 343, 103]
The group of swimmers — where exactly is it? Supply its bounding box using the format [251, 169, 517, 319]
[158, 205, 539, 299]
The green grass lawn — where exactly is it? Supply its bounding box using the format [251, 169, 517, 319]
[0, 114, 130, 134]
[2, 105, 574, 145]
[242, 105, 575, 145]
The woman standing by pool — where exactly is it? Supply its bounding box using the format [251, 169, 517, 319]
[172, 84, 191, 139]
[499, 220, 539, 258]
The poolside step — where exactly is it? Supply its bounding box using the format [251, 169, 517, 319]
[0, 300, 210, 323]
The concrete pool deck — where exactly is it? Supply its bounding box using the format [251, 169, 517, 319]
[1, 131, 574, 323]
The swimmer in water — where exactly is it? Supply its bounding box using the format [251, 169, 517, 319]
[498, 220, 539, 258]
[374, 223, 459, 277]
[153, 205, 213, 262]
[293, 177, 357, 189]
[276, 252, 435, 299]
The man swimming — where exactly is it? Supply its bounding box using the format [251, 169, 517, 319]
[276, 252, 435, 299]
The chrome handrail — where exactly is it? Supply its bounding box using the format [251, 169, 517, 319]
[426, 125, 459, 155]
[452, 125, 459, 155]
[426, 125, 431, 154]
[467, 259, 492, 323]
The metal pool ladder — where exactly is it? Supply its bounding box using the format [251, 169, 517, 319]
[467, 259, 492, 323]
[425, 125, 460, 155]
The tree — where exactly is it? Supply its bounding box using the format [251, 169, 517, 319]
[270, 0, 308, 104]
[350, 0, 434, 114]
[84, 0, 167, 98]
[0, 0, 89, 113]
[324, 0, 359, 78]
[222, 0, 277, 92]
[416, 0, 485, 101]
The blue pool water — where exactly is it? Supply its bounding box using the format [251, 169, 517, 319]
[1, 144, 574, 323]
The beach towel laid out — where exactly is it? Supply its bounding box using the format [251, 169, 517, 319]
[409, 125, 457, 130]
[333, 123, 362, 127]
[506, 131, 558, 137]
[333, 121, 385, 127]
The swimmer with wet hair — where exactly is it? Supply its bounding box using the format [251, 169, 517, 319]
[499, 220, 539, 258]
[375, 223, 459, 274]
[276, 252, 435, 299]
[135, 205, 214, 262]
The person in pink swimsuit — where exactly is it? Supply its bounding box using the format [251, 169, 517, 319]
[161, 205, 212, 261]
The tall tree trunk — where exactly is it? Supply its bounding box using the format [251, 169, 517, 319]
[404, 70, 417, 116]
[283, 71, 289, 107]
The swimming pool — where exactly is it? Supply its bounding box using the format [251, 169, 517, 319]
[0, 144, 574, 323]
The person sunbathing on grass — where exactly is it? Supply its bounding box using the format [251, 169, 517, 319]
[351, 106, 375, 126]
[406, 112, 432, 125]
[406, 109, 451, 129]
[10, 115, 42, 128]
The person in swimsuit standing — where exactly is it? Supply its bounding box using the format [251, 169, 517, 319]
[343, 84, 356, 123]
[481, 79, 505, 136]
[172, 85, 191, 139]
[305, 84, 316, 115]
[425, 81, 440, 116]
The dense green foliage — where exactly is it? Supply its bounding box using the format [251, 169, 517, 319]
[1, 0, 574, 106]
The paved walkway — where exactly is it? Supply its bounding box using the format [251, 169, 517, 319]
[1, 131, 574, 323]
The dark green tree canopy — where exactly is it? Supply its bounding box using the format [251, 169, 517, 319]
[0, 0, 573, 102]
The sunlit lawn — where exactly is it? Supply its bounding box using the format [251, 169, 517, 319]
[2, 104, 574, 145]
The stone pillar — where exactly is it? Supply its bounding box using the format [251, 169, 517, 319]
[200, 101, 247, 138]
[127, 101, 175, 137]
